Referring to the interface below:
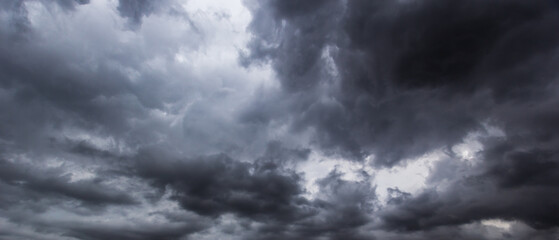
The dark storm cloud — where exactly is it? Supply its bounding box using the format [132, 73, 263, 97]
[131, 145, 378, 240]
[343, 0, 558, 90]
[242, 0, 342, 91]
[376, 101, 559, 233]
[0, 212, 210, 240]
[236, 168, 376, 240]
[135, 152, 312, 221]
[373, 222, 559, 240]
[380, 168, 559, 232]
[243, 0, 559, 238]
[291, 170, 375, 240]
[1, 0, 559, 239]
[243, 0, 559, 166]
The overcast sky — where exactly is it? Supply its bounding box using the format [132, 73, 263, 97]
[1, 0, 559, 239]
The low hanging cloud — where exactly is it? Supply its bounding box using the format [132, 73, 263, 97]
[0, 0, 558, 239]
[243, 0, 559, 166]
[242, 0, 559, 238]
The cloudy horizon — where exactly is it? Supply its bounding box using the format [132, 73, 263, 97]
[1, 0, 559, 239]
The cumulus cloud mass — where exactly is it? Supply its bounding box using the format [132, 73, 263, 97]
[1, 0, 559, 239]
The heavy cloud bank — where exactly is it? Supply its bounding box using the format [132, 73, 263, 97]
[0, 0, 558, 239]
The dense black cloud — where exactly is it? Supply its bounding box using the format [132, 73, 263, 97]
[244, 0, 559, 166]
[128, 144, 379, 240]
[344, 0, 558, 90]
[375, 100, 559, 233]
[135, 152, 311, 221]
[380, 167, 559, 232]
[242, 0, 559, 238]
[237, 168, 376, 240]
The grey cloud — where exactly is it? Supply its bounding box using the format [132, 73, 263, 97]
[295, 170, 375, 239]
[130, 145, 378, 240]
[117, 0, 178, 29]
[0, 0, 31, 38]
[0, 159, 137, 207]
[379, 174, 559, 231]
[63, 223, 207, 240]
[1, 0, 559, 239]
[0, 0, 89, 39]
[373, 222, 559, 240]
[240, 169, 377, 240]
[374, 102, 559, 235]
[69, 140, 120, 159]
[386, 188, 411, 206]
[51, 0, 90, 10]
[242, 0, 559, 238]
[343, 0, 558, 90]
[243, 0, 559, 166]
[0, 0, 205, 160]
[117, 0, 155, 27]
[378, 111, 559, 233]
[135, 151, 313, 222]
[243, 0, 343, 92]
[0, 212, 210, 240]
[0, 1, 212, 238]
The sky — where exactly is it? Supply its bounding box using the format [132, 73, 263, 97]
[0, 0, 559, 239]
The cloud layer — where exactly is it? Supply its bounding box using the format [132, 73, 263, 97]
[0, 0, 558, 239]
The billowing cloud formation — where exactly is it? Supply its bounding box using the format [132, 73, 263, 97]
[0, 0, 558, 239]
[242, 0, 559, 238]
[0, 158, 136, 207]
[244, 0, 559, 166]
[135, 152, 309, 220]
